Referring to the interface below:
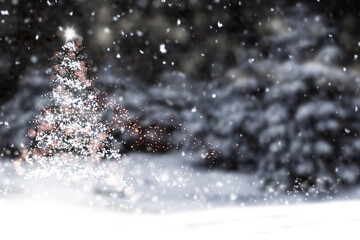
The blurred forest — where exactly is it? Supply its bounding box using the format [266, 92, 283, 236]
[2, 0, 360, 195]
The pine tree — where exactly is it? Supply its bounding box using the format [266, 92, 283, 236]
[25, 39, 120, 165]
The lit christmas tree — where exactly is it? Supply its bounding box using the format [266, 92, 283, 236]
[24, 31, 121, 168]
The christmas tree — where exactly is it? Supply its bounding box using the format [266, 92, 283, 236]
[24, 36, 120, 167]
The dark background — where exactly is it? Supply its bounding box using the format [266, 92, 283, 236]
[2, 0, 360, 100]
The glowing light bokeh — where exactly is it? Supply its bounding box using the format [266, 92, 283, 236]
[64, 27, 81, 42]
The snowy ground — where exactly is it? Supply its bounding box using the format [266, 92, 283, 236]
[0, 153, 359, 239]
[1, 196, 359, 239]
[0, 152, 265, 212]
